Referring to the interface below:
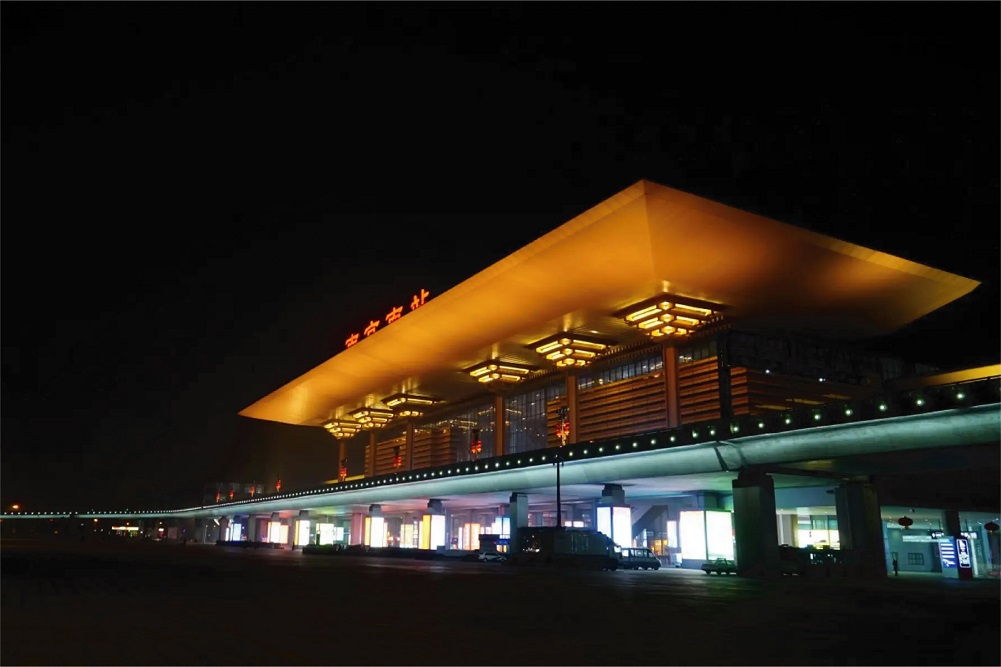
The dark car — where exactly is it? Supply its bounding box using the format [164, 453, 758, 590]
[701, 558, 737, 575]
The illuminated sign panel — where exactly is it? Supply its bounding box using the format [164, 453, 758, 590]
[344, 288, 431, 348]
[956, 537, 972, 569]
[938, 538, 958, 569]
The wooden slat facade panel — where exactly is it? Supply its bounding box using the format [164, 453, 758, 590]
[678, 357, 721, 424]
[576, 374, 667, 442]
[373, 435, 407, 476]
[411, 429, 435, 470]
[679, 357, 873, 423]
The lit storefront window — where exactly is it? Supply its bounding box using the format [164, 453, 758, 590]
[680, 510, 735, 561]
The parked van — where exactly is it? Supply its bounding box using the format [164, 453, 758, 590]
[618, 547, 661, 570]
[508, 526, 619, 570]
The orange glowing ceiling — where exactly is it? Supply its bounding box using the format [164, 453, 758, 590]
[239, 180, 980, 427]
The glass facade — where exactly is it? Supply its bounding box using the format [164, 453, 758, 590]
[504, 381, 565, 453]
[577, 352, 664, 390]
[420, 401, 496, 462]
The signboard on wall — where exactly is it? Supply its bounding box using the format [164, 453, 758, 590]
[938, 537, 958, 569]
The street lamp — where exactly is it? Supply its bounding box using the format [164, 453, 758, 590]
[554, 407, 569, 528]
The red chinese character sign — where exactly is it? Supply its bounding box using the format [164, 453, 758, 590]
[344, 288, 432, 348]
[556, 407, 570, 447]
[393, 446, 403, 469]
[339, 459, 348, 483]
[469, 429, 482, 459]
[556, 419, 570, 446]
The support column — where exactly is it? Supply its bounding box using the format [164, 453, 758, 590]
[663, 345, 680, 428]
[218, 517, 230, 543]
[693, 491, 721, 510]
[834, 480, 886, 579]
[294, 510, 310, 549]
[405, 422, 415, 470]
[338, 441, 347, 480]
[246, 515, 259, 542]
[508, 493, 528, 552]
[366, 432, 376, 477]
[717, 330, 733, 423]
[369, 504, 384, 548]
[565, 373, 579, 444]
[597, 484, 631, 547]
[494, 394, 506, 456]
[427, 499, 446, 550]
[350, 512, 365, 545]
[732, 470, 780, 577]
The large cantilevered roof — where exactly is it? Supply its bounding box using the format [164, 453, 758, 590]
[240, 179, 980, 427]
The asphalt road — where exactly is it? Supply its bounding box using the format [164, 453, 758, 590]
[2, 538, 998, 666]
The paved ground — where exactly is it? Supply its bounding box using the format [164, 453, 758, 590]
[2, 537, 998, 666]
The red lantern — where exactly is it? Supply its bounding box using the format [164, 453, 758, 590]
[215, 492, 221, 503]
[275, 479, 282, 493]
[985, 521, 999, 533]
[228, 488, 235, 500]
[898, 516, 914, 529]
[339, 459, 348, 482]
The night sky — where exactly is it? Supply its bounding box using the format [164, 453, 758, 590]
[2, 3, 998, 511]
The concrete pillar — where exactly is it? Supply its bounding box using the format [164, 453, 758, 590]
[366, 432, 376, 477]
[293, 510, 310, 549]
[350, 512, 365, 545]
[246, 515, 258, 542]
[597, 484, 630, 547]
[218, 517, 230, 542]
[663, 345, 680, 428]
[509, 493, 528, 550]
[693, 491, 722, 510]
[494, 394, 506, 456]
[732, 470, 780, 577]
[717, 330, 733, 423]
[426, 499, 447, 549]
[834, 480, 886, 578]
[405, 422, 415, 470]
[368, 504, 384, 547]
[600, 483, 626, 505]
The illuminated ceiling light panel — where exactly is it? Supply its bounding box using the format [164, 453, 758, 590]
[466, 360, 537, 384]
[530, 333, 615, 369]
[349, 407, 395, 429]
[617, 295, 722, 338]
[382, 393, 438, 418]
[322, 419, 362, 438]
[382, 393, 436, 407]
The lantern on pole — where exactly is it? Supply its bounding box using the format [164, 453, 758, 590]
[275, 479, 282, 493]
[339, 459, 348, 483]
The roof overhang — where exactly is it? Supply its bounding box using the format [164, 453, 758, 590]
[240, 180, 980, 426]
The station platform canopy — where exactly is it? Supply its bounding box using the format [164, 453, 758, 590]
[239, 179, 980, 427]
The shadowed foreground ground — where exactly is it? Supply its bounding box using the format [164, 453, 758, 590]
[2, 537, 998, 666]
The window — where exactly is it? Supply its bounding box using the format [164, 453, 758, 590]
[505, 382, 565, 454]
[906, 552, 924, 565]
